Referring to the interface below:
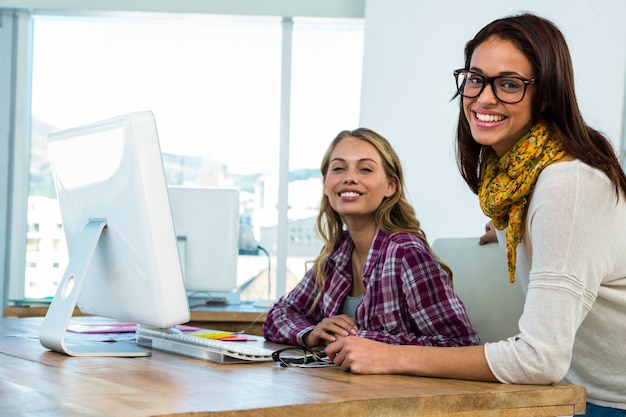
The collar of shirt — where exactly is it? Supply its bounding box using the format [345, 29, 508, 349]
[328, 228, 391, 287]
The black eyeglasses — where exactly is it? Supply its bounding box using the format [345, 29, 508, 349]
[272, 345, 335, 368]
[453, 69, 537, 104]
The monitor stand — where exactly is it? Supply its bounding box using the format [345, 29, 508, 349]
[38, 219, 151, 357]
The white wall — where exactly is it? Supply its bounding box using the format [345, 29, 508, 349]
[360, 0, 626, 242]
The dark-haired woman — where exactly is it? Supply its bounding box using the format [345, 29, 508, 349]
[325, 13, 626, 416]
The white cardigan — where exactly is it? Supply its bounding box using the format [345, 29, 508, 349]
[485, 159, 626, 410]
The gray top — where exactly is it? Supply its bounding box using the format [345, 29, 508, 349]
[339, 293, 364, 318]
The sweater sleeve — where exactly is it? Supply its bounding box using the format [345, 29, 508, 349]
[485, 161, 610, 384]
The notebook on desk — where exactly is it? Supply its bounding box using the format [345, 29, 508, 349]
[67, 322, 199, 334]
[135, 326, 277, 364]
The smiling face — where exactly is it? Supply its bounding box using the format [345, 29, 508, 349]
[323, 137, 396, 222]
[464, 36, 536, 156]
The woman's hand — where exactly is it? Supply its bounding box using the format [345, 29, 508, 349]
[304, 314, 358, 346]
[325, 336, 396, 374]
[479, 220, 497, 245]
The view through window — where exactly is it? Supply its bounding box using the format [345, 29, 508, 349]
[26, 14, 363, 302]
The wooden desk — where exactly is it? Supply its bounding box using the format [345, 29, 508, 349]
[3, 305, 88, 318]
[3, 302, 268, 335]
[0, 317, 585, 417]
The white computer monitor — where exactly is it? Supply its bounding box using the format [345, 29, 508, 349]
[39, 111, 190, 357]
[167, 186, 240, 303]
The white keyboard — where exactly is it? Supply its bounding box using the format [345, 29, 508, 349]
[136, 327, 275, 364]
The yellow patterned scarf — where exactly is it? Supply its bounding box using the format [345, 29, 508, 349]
[478, 121, 565, 283]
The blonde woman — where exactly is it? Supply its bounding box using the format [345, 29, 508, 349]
[263, 128, 478, 348]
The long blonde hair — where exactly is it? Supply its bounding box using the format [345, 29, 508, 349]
[308, 128, 451, 312]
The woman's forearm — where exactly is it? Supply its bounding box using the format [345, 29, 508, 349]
[327, 336, 498, 382]
[393, 345, 497, 381]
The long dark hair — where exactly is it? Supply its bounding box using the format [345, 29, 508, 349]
[455, 13, 626, 198]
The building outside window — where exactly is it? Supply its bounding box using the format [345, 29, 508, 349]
[23, 13, 364, 303]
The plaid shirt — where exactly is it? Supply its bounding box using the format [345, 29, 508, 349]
[263, 228, 479, 347]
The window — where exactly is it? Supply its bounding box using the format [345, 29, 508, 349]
[24, 13, 363, 301]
